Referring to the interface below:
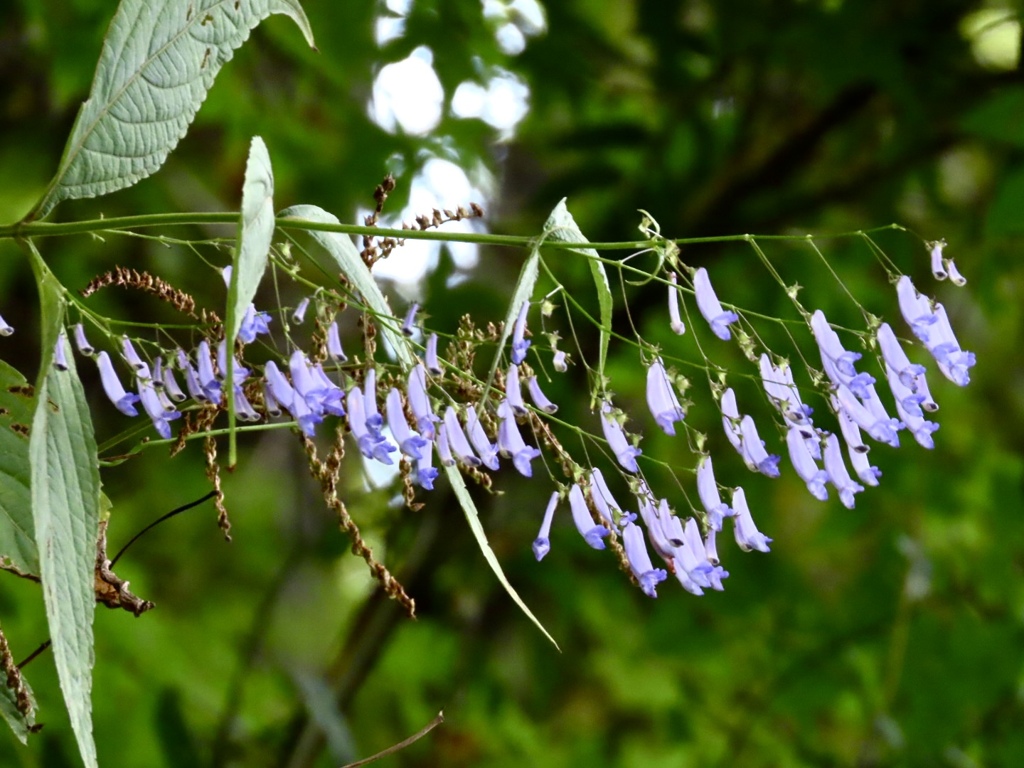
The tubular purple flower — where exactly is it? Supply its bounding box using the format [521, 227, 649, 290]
[929, 241, 947, 280]
[289, 350, 326, 415]
[884, 363, 926, 418]
[835, 383, 901, 448]
[96, 352, 140, 416]
[668, 272, 685, 335]
[719, 388, 743, 452]
[162, 365, 187, 402]
[506, 363, 527, 416]
[646, 359, 685, 436]
[532, 492, 559, 561]
[53, 331, 69, 371]
[496, 400, 542, 476]
[927, 304, 975, 386]
[896, 276, 938, 343]
[264, 361, 296, 413]
[442, 407, 481, 468]
[738, 415, 781, 477]
[151, 356, 165, 389]
[759, 354, 812, 425]
[347, 387, 395, 463]
[526, 375, 558, 414]
[425, 333, 441, 375]
[848, 446, 881, 487]
[638, 498, 672, 559]
[73, 323, 94, 355]
[363, 368, 383, 433]
[552, 349, 568, 372]
[877, 323, 927, 391]
[218, 339, 249, 388]
[465, 405, 500, 470]
[196, 341, 222, 404]
[407, 364, 439, 438]
[401, 302, 419, 336]
[569, 484, 608, 550]
[589, 468, 620, 525]
[139, 381, 174, 439]
[697, 456, 733, 531]
[182, 361, 209, 404]
[810, 311, 874, 397]
[947, 259, 967, 287]
[622, 522, 667, 597]
[292, 389, 322, 437]
[822, 432, 864, 509]
[683, 518, 726, 590]
[386, 388, 428, 460]
[327, 321, 347, 362]
[435, 424, 455, 466]
[511, 300, 531, 364]
[894, 392, 940, 449]
[292, 296, 311, 324]
[600, 402, 641, 473]
[663, 513, 713, 592]
[311, 364, 345, 416]
[122, 337, 147, 373]
[731, 488, 772, 553]
[0, 315, 13, 336]
[786, 426, 829, 501]
[238, 304, 271, 344]
[704, 527, 720, 566]
[263, 381, 282, 417]
[233, 387, 261, 422]
[416, 443, 438, 489]
[693, 267, 739, 341]
[833, 401, 868, 454]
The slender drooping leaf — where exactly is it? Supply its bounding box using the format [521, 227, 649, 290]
[280, 205, 557, 648]
[28, 246, 102, 768]
[225, 136, 275, 465]
[546, 199, 612, 380]
[0, 360, 39, 576]
[27, 0, 314, 220]
[484, 241, 539, 394]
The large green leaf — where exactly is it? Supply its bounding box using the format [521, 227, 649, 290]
[27, 0, 314, 221]
[28, 247, 102, 768]
[545, 199, 611, 382]
[280, 204, 558, 648]
[0, 360, 39, 575]
[225, 136, 275, 464]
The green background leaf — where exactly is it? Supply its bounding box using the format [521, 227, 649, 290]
[0, 360, 39, 576]
[28, 0, 314, 220]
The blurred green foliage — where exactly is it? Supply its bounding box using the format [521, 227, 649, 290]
[1, 0, 1023, 766]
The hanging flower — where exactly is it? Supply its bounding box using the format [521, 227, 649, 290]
[532, 492, 559, 561]
[693, 267, 739, 340]
[645, 358, 685, 436]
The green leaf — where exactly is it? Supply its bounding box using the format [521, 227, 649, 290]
[0, 652, 37, 745]
[28, 247, 102, 768]
[225, 136, 275, 465]
[280, 204, 558, 649]
[483, 239, 539, 394]
[0, 360, 39, 576]
[27, 0, 315, 221]
[546, 199, 611, 381]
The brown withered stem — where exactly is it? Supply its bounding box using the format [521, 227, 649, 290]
[94, 520, 155, 617]
[302, 429, 416, 617]
[204, 434, 231, 540]
[81, 266, 222, 328]
[0, 621, 35, 721]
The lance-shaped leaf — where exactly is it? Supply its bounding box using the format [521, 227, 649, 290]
[0, 360, 39, 576]
[29, 246, 102, 768]
[225, 136, 274, 465]
[280, 204, 558, 648]
[546, 199, 611, 380]
[27, 0, 314, 220]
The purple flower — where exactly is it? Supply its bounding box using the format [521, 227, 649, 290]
[600, 402, 641, 473]
[834, 383, 902, 448]
[53, 330, 69, 371]
[738, 415, 781, 477]
[758, 354, 813, 426]
[896, 276, 938, 344]
[363, 368, 384, 434]
[264, 361, 296, 413]
[810, 310, 874, 398]
[292, 297, 311, 324]
[720, 388, 743, 453]
[569, 484, 608, 550]
[893, 391, 940, 449]
[646, 358, 685, 436]
[407, 364, 439, 438]
[693, 267, 739, 341]
[162, 365, 187, 402]
[347, 387, 395, 463]
[196, 341, 222, 404]
[877, 323, 929, 392]
[435, 424, 455, 467]
[442, 406, 481, 468]
[465, 405, 500, 470]
[822, 432, 864, 509]
[731, 488, 772, 553]
[552, 349, 568, 372]
[506, 363, 527, 416]
[96, 351, 140, 416]
[622, 522, 668, 597]
[122, 337, 148, 374]
[218, 339, 249, 389]
[947, 259, 967, 287]
[496, 400, 542, 476]
[883, 363, 927, 418]
[667, 272, 686, 335]
[239, 304, 271, 344]
[401, 302, 419, 337]
[138, 380, 176, 439]
[327, 321, 347, 362]
[929, 240, 947, 280]
[697, 456, 733, 531]
[526, 375, 558, 414]
[661, 511, 713, 594]
[848, 446, 882, 487]
[927, 304, 975, 386]
[263, 380, 282, 417]
[386, 387, 429, 460]
[589, 468, 620, 525]
[532, 491, 559, 561]
[0, 315, 13, 336]
[416, 443, 438, 489]
[786, 425, 829, 501]
[289, 350, 327, 415]
[511, 300, 531, 364]
[425, 333, 441, 375]
[310, 364, 345, 417]
[73, 323, 94, 355]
